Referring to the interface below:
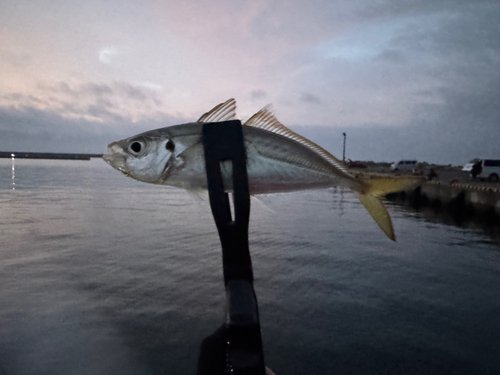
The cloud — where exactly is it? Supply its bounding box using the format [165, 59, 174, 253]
[293, 118, 498, 166]
[98, 47, 119, 64]
[300, 92, 322, 105]
[136, 82, 163, 91]
[0, 50, 31, 68]
[0, 0, 498, 164]
[2, 81, 165, 122]
[0, 105, 187, 154]
[250, 90, 267, 101]
[373, 49, 406, 63]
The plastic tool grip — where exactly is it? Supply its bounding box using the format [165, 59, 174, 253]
[202, 120, 252, 285]
[200, 120, 266, 375]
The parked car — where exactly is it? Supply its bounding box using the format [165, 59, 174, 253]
[462, 159, 478, 172]
[462, 159, 500, 182]
[391, 160, 418, 172]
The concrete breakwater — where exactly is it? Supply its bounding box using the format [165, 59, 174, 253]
[0, 152, 103, 160]
[386, 180, 500, 224]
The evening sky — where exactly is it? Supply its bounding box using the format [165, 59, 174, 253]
[1, 0, 499, 164]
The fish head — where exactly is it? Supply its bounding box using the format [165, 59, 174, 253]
[103, 98, 238, 187]
[103, 129, 176, 184]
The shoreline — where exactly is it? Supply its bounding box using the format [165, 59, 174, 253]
[348, 161, 500, 219]
[0, 152, 103, 160]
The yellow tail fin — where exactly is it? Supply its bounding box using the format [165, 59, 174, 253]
[357, 177, 422, 241]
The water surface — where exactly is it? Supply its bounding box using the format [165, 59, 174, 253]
[1, 159, 499, 374]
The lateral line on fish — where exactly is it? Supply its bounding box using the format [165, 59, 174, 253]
[103, 98, 423, 241]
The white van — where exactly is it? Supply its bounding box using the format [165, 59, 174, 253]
[391, 160, 418, 172]
[462, 159, 500, 182]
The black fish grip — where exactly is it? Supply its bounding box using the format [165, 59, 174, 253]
[197, 120, 266, 375]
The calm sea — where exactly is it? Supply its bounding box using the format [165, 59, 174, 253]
[1, 159, 499, 375]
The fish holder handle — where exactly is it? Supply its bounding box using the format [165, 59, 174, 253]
[198, 121, 266, 375]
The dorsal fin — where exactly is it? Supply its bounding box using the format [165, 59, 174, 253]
[244, 106, 349, 174]
[197, 98, 237, 123]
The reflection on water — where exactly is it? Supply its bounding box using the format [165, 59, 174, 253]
[386, 196, 500, 246]
[11, 154, 15, 190]
[328, 186, 347, 217]
[1, 159, 500, 375]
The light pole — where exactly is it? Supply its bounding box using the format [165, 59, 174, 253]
[342, 132, 346, 163]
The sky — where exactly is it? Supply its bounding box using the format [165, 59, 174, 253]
[0, 0, 499, 164]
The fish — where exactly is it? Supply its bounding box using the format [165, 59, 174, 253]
[103, 98, 419, 241]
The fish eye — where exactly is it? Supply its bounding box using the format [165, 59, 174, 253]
[129, 141, 142, 154]
[166, 139, 175, 152]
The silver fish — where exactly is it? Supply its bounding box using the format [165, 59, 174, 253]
[103, 99, 416, 240]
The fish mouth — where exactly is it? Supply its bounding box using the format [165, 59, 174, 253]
[102, 153, 115, 166]
[102, 153, 130, 176]
[103, 141, 129, 169]
[102, 153, 123, 168]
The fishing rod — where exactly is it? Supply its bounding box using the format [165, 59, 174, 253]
[197, 120, 266, 375]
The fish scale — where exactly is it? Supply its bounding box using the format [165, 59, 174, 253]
[103, 99, 421, 240]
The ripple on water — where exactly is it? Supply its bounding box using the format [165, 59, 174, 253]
[0, 160, 499, 374]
